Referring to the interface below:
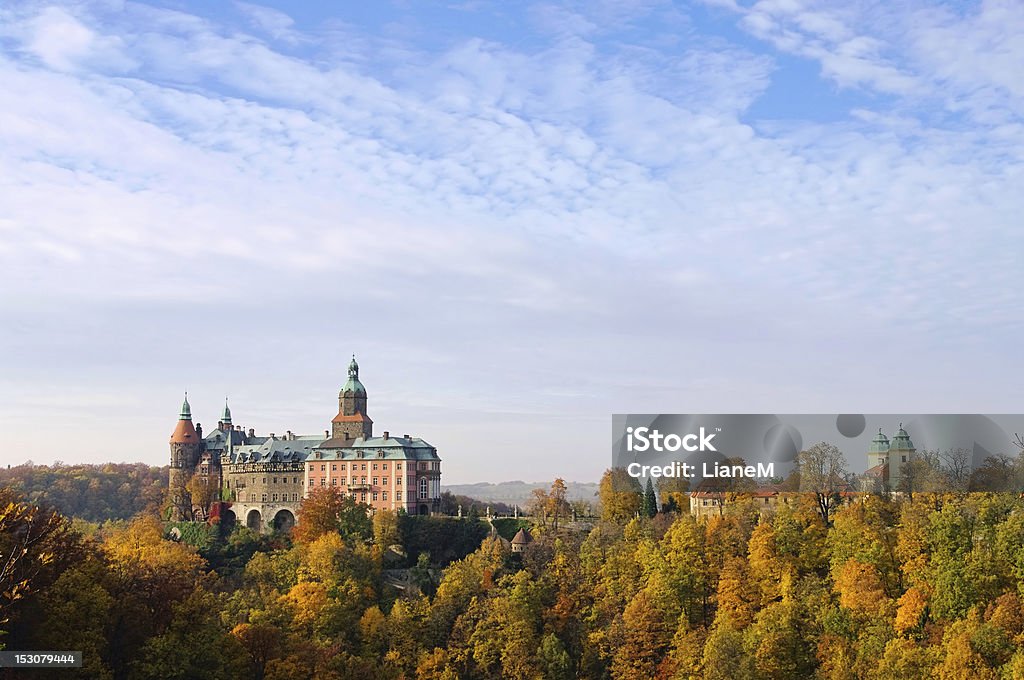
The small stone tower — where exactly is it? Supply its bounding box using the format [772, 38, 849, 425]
[169, 394, 202, 520]
[332, 355, 373, 440]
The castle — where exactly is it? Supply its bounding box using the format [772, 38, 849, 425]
[168, 356, 442, 532]
[863, 424, 916, 491]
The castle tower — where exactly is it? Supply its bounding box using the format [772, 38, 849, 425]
[868, 429, 890, 470]
[332, 355, 373, 440]
[887, 423, 916, 490]
[169, 393, 201, 520]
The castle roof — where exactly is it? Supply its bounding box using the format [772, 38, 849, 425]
[225, 435, 326, 464]
[341, 355, 367, 396]
[889, 424, 915, 451]
[511, 528, 533, 545]
[311, 434, 440, 461]
[170, 394, 198, 443]
[203, 428, 249, 451]
[170, 418, 198, 444]
[868, 429, 890, 454]
[332, 412, 373, 424]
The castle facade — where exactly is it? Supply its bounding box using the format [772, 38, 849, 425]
[168, 357, 442, 532]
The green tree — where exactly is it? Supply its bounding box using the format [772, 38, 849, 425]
[642, 477, 657, 518]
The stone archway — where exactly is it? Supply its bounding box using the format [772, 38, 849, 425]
[419, 504, 429, 516]
[272, 509, 295, 532]
[221, 508, 237, 531]
[246, 508, 262, 532]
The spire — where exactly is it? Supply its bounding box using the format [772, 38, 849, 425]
[180, 392, 192, 421]
[222, 398, 232, 425]
[348, 354, 359, 378]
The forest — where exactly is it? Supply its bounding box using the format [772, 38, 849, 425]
[4, 469, 1024, 679]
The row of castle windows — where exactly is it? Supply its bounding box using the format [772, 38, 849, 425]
[308, 461, 437, 472]
[311, 477, 430, 498]
[242, 493, 301, 503]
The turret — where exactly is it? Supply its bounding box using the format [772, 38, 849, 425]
[332, 355, 373, 439]
[169, 393, 202, 520]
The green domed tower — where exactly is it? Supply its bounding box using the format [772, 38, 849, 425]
[331, 355, 373, 440]
[888, 423, 915, 490]
[868, 429, 890, 470]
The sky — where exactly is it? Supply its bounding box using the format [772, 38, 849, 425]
[1, 0, 1022, 484]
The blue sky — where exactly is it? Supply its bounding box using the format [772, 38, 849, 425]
[1, 0, 1022, 483]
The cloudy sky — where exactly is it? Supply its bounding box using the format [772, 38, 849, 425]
[1, 0, 1022, 484]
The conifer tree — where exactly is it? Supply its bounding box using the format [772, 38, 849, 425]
[642, 478, 657, 518]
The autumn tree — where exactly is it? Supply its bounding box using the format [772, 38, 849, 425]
[186, 473, 219, 519]
[294, 487, 371, 544]
[232, 622, 283, 680]
[797, 442, 848, 525]
[0, 488, 77, 631]
[547, 478, 570, 530]
[373, 508, 401, 549]
[598, 469, 642, 523]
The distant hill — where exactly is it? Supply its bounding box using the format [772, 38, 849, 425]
[0, 462, 167, 522]
[442, 480, 599, 505]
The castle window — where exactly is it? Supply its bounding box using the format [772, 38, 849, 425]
[262, 478, 266, 484]
[396, 463, 402, 470]
[419, 477, 428, 499]
[272, 494, 278, 502]
[331, 478, 337, 486]
[373, 477, 378, 486]
[382, 464, 388, 471]
[332, 465, 336, 471]
[397, 491, 402, 501]
[321, 465, 325, 472]
[372, 492, 378, 501]
[340, 477, 346, 485]
[262, 494, 268, 502]
[273, 477, 277, 484]
[320, 479, 325, 487]
[361, 493, 366, 502]
[292, 493, 298, 501]
[361, 463, 367, 471]
[382, 491, 388, 501]
[361, 477, 367, 485]
[293, 477, 298, 484]
[378, 451, 385, 458]
[383, 477, 388, 485]
[373, 463, 378, 470]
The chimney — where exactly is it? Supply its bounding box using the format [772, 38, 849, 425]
[196, 423, 203, 439]
[218, 421, 223, 430]
[287, 430, 293, 440]
[270, 433, 276, 440]
[403, 434, 410, 439]
[383, 431, 389, 440]
[325, 430, 329, 439]
[248, 428, 255, 438]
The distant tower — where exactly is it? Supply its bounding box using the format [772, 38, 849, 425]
[169, 393, 201, 520]
[332, 355, 373, 440]
[868, 429, 890, 470]
[887, 423, 916, 490]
